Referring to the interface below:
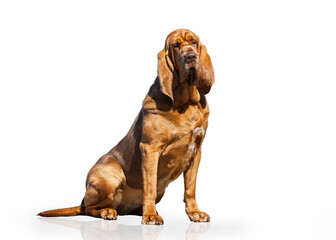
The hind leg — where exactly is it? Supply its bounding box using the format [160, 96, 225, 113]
[84, 188, 120, 220]
[83, 155, 125, 220]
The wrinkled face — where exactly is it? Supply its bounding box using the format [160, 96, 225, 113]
[166, 30, 200, 85]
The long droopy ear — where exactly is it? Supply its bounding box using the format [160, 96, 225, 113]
[197, 44, 215, 95]
[157, 49, 175, 101]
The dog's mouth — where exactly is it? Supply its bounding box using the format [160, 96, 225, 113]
[187, 67, 198, 85]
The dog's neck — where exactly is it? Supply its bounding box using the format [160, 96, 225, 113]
[172, 82, 200, 109]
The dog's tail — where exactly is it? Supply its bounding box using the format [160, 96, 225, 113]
[38, 199, 85, 217]
[37, 205, 84, 217]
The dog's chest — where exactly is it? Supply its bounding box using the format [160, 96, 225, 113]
[169, 126, 204, 158]
[158, 126, 205, 181]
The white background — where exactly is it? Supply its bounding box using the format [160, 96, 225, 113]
[1, 0, 336, 239]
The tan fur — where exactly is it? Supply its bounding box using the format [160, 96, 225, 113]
[38, 29, 214, 225]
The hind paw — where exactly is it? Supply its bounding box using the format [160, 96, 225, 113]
[101, 208, 118, 220]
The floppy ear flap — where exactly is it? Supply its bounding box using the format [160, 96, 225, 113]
[197, 44, 215, 95]
[157, 49, 175, 101]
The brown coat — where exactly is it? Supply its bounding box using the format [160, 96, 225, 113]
[38, 29, 215, 225]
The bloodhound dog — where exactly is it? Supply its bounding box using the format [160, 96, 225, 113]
[38, 29, 214, 225]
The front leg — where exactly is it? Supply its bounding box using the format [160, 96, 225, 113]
[183, 150, 210, 222]
[140, 143, 164, 225]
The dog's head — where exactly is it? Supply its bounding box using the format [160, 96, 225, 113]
[157, 29, 214, 102]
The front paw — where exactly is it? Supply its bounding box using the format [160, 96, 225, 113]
[142, 214, 164, 225]
[187, 211, 210, 222]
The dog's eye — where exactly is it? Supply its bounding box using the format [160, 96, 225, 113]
[191, 40, 198, 47]
[173, 42, 180, 49]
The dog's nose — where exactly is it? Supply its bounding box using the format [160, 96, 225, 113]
[185, 52, 197, 63]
